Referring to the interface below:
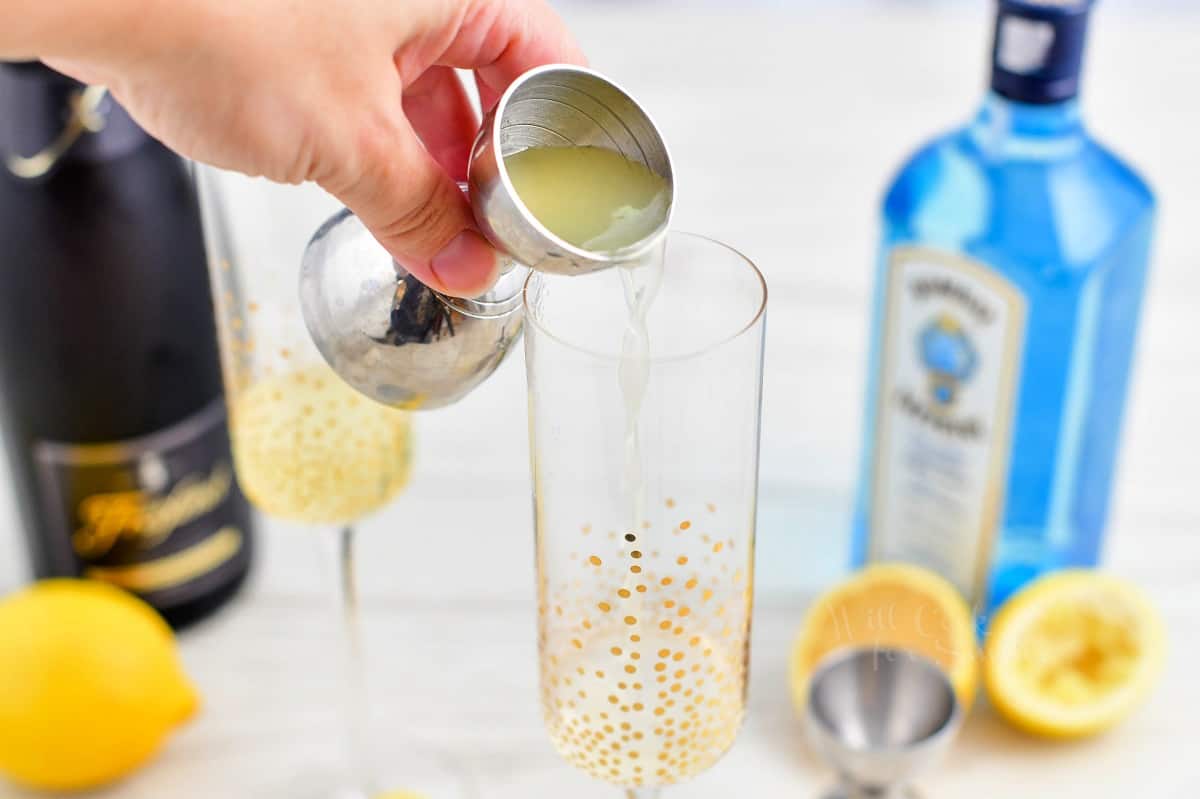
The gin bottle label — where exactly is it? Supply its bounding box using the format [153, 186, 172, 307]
[868, 245, 1027, 602]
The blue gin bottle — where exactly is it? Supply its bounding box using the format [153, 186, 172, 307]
[852, 0, 1155, 615]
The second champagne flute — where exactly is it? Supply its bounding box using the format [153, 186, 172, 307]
[196, 167, 470, 799]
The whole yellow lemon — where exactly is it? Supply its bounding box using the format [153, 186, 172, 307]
[0, 579, 199, 792]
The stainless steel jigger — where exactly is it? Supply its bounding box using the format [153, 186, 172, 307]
[299, 202, 527, 410]
[805, 648, 964, 799]
[300, 63, 674, 409]
[469, 63, 673, 275]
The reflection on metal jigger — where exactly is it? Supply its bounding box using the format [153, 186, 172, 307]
[299, 206, 527, 410]
[805, 647, 964, 799]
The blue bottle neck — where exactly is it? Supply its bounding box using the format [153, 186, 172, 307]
[968, 91, 1086, 160]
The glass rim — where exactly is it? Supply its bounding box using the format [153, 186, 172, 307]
[521, 231, 767, 364]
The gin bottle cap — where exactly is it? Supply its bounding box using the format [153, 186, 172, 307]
[990, 0, 1094, 105]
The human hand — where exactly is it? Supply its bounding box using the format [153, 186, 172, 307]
[42, 0, 584, 297]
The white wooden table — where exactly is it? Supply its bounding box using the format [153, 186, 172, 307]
[2, 1, 1198, 797]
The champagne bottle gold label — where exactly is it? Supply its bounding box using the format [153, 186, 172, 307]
[33, 399, 252, 607]
[868, 245, 1027, 603]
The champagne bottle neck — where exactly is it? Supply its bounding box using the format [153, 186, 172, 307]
[0, 63, 147, 179]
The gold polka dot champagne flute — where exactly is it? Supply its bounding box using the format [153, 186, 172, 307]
[194, 167, 469, 798]
[524, 233, 768, 798]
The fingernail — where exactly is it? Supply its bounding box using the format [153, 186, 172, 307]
[430, 230, 502, 298]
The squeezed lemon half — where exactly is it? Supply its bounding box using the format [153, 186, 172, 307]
[984, 570, 1165, 739]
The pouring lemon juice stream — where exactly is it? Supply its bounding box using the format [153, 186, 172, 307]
[506, 143, 667, 540]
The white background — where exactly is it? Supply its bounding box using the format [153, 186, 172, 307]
[1, 1, 1198, 796]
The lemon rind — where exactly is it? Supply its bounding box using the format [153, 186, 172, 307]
[789, 563, 980, 713]
[984, 571, 1166, 738]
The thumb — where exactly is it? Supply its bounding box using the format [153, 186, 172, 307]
[327, 114, 500, 299]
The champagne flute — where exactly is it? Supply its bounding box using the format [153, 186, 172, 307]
[194, 166, 469, 798]
[524, 233, 767, 798]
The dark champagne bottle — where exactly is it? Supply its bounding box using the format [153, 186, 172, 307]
[0, 63, 254, 628]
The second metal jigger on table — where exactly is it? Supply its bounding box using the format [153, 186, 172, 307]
[805, 648, 964, 799]
[299, 64, 674, 410]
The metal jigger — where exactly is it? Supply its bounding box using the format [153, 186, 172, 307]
[299, 63, 674, 409]
[299, 200, 527, 410]
[805, 648, 964, 799]
[468, 63, 673, 275]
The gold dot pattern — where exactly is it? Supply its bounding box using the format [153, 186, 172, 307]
[539, 499, 751, 789]
[229, 365, 412, 523]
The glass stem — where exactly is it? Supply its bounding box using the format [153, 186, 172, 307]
[331, 524, 373, 796]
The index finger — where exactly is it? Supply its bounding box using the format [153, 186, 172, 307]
[439, 0, 587, 110]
